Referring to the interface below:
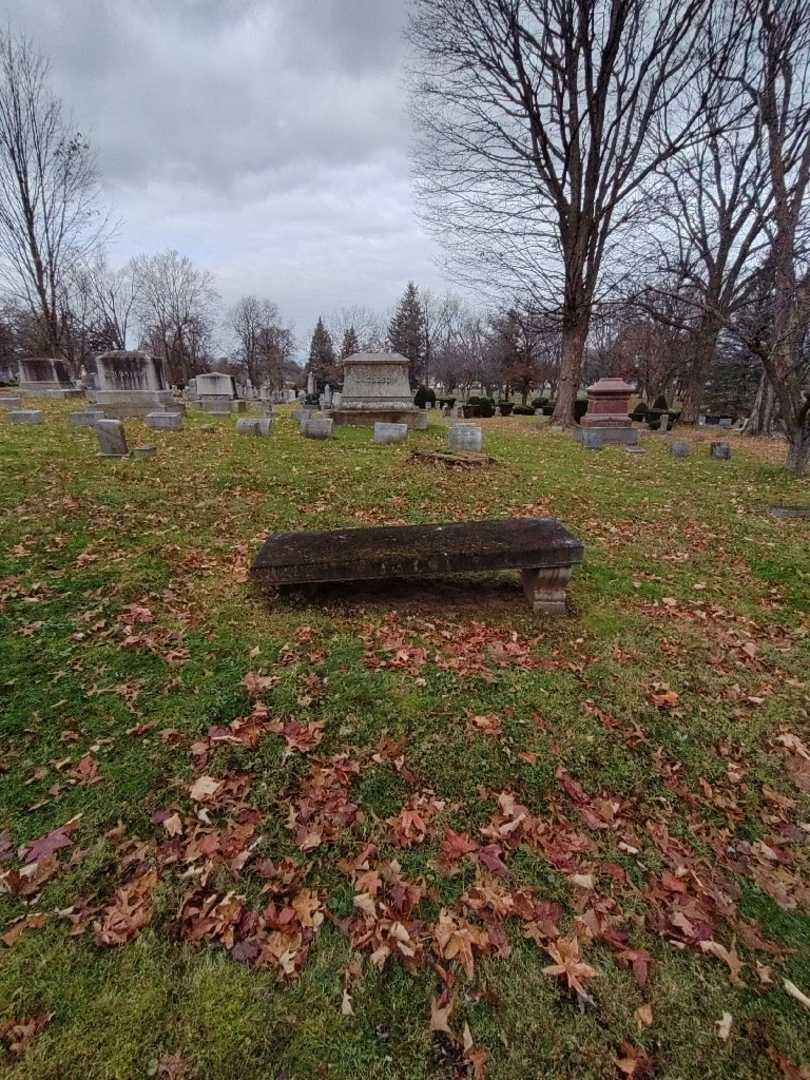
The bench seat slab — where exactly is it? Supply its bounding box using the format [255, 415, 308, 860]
[251, 517, 583, 613]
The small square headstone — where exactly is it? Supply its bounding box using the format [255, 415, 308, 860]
[709, 441, 731, 460]
[302, 417, 334, 439]
[145, 411, 183, 431]
[580, 429, 604, 450]
[373, 421, 409, 445]
[670, 440, 690, 458]
[69, 409, 106, 427]
[9, 410, 43, 425]
[447, 422, 483, 453]
[95, 418, 128, 457]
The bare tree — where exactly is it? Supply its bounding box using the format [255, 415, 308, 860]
[641, 28, 773, 422]
[132, 250, 219, 385]
[327, 306, 386, 352]
[731, 0, 810, 471]
[228, 296, 294, 391]
[0, 30, 106, 364]
[408, 0, 744, 426]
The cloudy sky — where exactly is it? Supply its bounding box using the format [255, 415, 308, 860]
[4, 0, 457, 348]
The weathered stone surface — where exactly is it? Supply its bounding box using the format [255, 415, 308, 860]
[580, 377, 634, 430]
[256, 417, 273, 436]
[302, 418, 334, 439]
[768, 504, 810, 519]
[659, 413, 671, 433]
[575, 425, 639, 446]
[95, 419, 128, 457]
[718, 418, 733, 428]
[670, 441, 690, 458]
[580, 429, 603, 450]
[18, 357, 78, 396]
[231, 400, 248, 413]
[200, 400, 232, 415]
[145, 411, 183, 430]
[131, 445, 156, 459]
[236, 419, 259, 435]
[251, 517, 583, 615]
[373, 421, 408, 445]
[9, 410, 43, 425]
[413, 411, 428, 431]
[710, 441, 731, 460]
[69, 409, 106, 427]
[93, 351, 172, 416]
[330, 351, 420, 429]
[0, 396, 22, 410]
[448, 423, 483, 453]
[194, 372, 236, 399]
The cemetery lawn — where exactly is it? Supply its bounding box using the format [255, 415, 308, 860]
[2, 402, 810, 1080]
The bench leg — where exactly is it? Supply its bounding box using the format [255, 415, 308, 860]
[521, 566, 572, 615]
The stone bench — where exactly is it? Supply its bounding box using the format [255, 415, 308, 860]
[251, 516, 584, 614]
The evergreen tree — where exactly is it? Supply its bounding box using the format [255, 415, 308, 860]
[307, 316, 336, 388]
[387, 282, 426, 385]
[340, 325, 359, 359]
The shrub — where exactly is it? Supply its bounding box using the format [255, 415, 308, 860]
[513, 404, 534, 415]
[530, 396, 549, 410]
[652, 394, 669, 410]
[413, 385, 436, 409]
[542, 404, 555, 416]
[478, 401, 496, 417]
[438, 397, 456, 409]
[498, 402, 514, 416]
[574, 399, 588, 422]
[630, 400, 649, 421]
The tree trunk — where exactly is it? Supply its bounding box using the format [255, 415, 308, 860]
[785, 425, 810, 474]
[746, 370, 777, 435]
[551, 317, 588, 428]
[680, 317, 719, 424]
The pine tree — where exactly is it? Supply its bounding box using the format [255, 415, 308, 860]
[307, 317, 336, 388]
[387, 282, 426, 385]
[340, 325, 359, 359]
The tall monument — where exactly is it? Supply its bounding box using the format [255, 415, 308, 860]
[329, 351, 420, 429]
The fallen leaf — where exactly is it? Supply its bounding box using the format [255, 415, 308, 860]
[716, 1012, 733, 1041]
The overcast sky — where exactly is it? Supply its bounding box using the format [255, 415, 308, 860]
[4, 0, 458, 348]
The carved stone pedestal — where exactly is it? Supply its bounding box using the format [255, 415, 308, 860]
[521, 566, 573, 615]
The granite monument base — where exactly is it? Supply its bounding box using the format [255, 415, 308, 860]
[574, 426, 639, 447]
[329, 408, 421, 430]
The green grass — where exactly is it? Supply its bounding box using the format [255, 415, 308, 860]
[1, 402, 809, 1079]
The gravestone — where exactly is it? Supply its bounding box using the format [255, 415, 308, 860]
[145, 411, 183, 431]
[710, 441, 731, 460]
[131, 446, 156, 459]
[580, 429, 604, 450]
[195, 372, 237, 403]
[768, 504, 810, 519]
[95, 419, 129, 457]
[718, 418, 733, 429]
[659, 413, 671, 433]
[373, 421, 408, 445]
[18, 357, 83, 399]
[577, 377, 639, 446]
[69, 409, 106, 427]
[670, 441, 690, 458]
[329, 352, 420, 429]
[302, 417, 334, 440]
[0, 395, 22, 410]
[94, 351, 174, 417]
[448, 422, 483, 453]
[413, 411, 428, 431]
[9, 409, 43, 425]
[236, 417, 273, 436]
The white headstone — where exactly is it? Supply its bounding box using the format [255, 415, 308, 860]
[95, 419, 128, 456]
[373, 421, 408, 445]
[448, 423, 482, 453]
[145, 412, 183, 430]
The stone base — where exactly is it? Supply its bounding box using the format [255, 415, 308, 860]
[521, 566, 572, 615]
[92, 390, 175, 418]
[19, 386, 85, 399]
[575, 425, 638, 446]
[329, 408, 421, 430]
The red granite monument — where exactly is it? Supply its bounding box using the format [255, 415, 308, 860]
[577, 377, 638, 446]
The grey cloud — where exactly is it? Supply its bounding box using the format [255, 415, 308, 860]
[1, 0, 458, 340]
